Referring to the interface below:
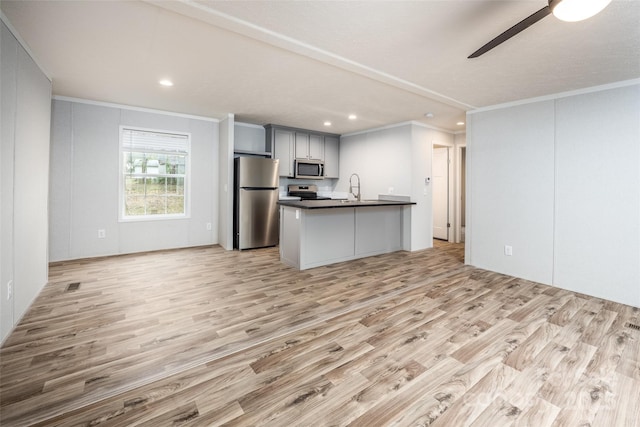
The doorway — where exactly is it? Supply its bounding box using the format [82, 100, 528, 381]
[460, 146, 466, 243]
[433, 146, 449, 241]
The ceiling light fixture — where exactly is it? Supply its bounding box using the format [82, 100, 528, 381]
[324, 121, 332, 126]
[457, 121, 465, 126]
[549, 0, 611, 22]
[424, 113, 434, 119]
[348, 114, 357, 120]
[468, 0, 611, 58]
[159, 79, 174, 87]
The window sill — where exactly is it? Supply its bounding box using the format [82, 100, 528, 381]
[118, 214, 190, 223]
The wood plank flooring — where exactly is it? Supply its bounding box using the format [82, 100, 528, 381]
[1, 242, 639, 426]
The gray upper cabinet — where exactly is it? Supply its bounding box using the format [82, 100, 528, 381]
[266, 124, 339, 178]
[295, 132, 324, 161]
[270, 128, 295, 177]
[309, 134, 325, 160]
[294, 132, 309, 159]
[324, 136, 340, 178]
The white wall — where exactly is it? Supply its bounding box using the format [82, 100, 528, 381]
[553, 86, 640, 306]
[410, 125, 436, 250]
[467, 101, 556, 284]
[49, 99, 220, 261]
[1, 20, 52, 343]
[467, 82, 640, 307]
[340, 124, 413, 198]
[218, 114, 234, 250]
[339, 122, 454, 251]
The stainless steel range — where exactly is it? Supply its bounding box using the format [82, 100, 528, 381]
[287, 184, 331, 200]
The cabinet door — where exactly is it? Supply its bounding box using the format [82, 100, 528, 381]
[324, 136, 340, 178]
[273, 129, 294, 177]
[309, 134, 324, 161]
[295, 132, 309, 159]
[234, 124, 267, 154]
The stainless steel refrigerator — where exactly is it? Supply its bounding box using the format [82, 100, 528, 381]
[233, 157, 280, 250]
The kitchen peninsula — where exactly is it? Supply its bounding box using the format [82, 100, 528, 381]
[278, 198, 415, 270]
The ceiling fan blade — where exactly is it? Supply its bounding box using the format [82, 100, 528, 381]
[468, 5, 551, 58]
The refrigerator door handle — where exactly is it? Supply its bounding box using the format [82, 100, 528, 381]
[242, 187, 278, 191]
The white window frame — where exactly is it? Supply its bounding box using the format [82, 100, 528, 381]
[118, 125, 191, 222]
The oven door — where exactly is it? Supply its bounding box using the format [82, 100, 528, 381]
[294, 160, 324, 179]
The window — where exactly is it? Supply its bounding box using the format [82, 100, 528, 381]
[120, 127, 190, 220]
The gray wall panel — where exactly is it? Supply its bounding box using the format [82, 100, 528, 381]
[467, 83, 640, 307]
[49, 99, 220, 261]
[554, 86, 640, 306]
[1, 20, 52, 342]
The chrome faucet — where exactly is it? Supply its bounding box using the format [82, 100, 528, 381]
[349, 173, 361, 201]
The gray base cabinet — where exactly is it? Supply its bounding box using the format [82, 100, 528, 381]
[355, 207, 403, 257]
[280, 205, 407, 270]
[279, 207, 300, 267]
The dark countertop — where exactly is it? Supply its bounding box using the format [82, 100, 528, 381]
[278, 199, 415, 210]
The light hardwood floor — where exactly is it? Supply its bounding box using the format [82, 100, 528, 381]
[1, 242, 638, 426]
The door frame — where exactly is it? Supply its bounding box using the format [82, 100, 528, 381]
[455, 144, 466, 244]
[432, 142, 455, 243]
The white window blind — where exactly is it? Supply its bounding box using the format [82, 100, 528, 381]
[122, 128, 189, 154]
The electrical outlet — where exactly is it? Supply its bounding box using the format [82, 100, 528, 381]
[504, 245, 513, 256]
[98, 229, 106, 239]
[206, 223, 212, 231]
[7, 280, 13, 300]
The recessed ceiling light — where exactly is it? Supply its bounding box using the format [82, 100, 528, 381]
[324, 121, 332, 126]
[457, 121, 465, 126]
[348, 114, 357, 120]
[424, 113, 434, 118]
[159, 79, 174, 87]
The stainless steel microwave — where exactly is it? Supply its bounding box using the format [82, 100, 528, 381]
[294, 159, 324, 179]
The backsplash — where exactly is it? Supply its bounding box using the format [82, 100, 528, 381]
[279, 177, 340, 198]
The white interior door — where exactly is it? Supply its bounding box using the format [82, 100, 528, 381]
[433, 147, 449, 240]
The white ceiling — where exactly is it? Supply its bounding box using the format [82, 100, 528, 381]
[2, 0, 639, 134]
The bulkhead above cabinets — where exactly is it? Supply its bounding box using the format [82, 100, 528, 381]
[233, 123, 270, 157]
